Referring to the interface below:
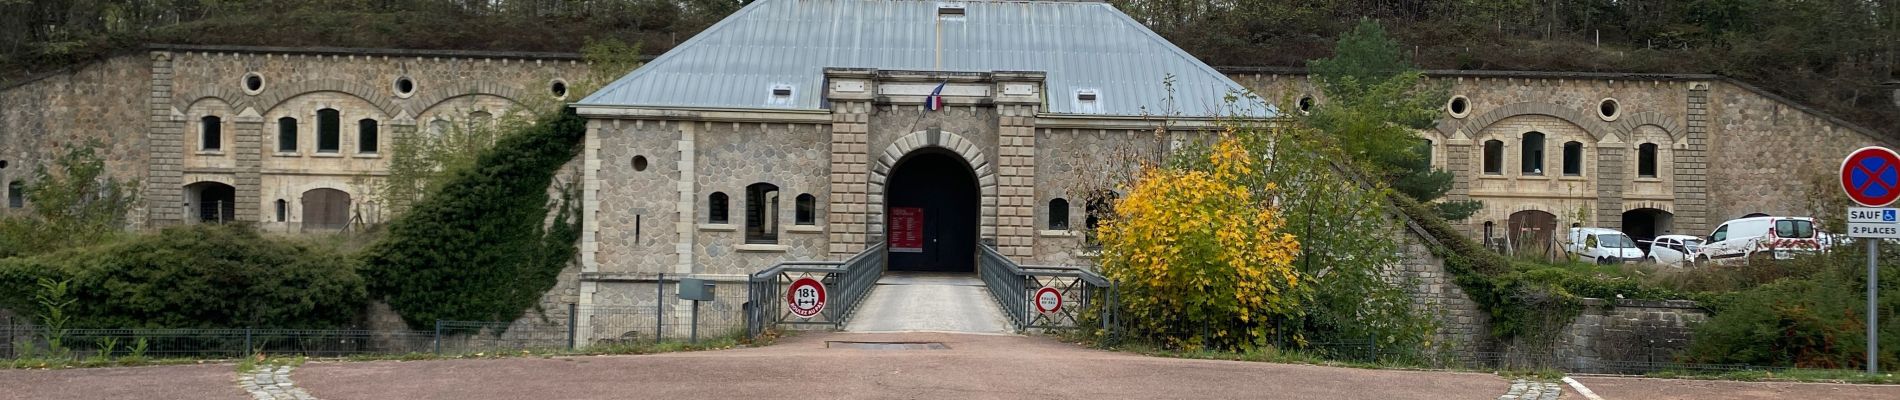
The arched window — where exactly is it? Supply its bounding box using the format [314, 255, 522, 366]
[7, 180, 23, 209]
[745, 183, 780, 244]
[358, 119, 380, 154]
[1048, 198, 1070, 230]
[428, 119, 451, 137]
[274, 199, 288, 222]
[1417, 139, 1434, 166]
[1562, 141, 1584, 176]
[1084, 191, 1118, 247]
[200, 116, 222, 151]
[301, 188, 352, 230]
[795, 193, 816, 225]
[1482, 140, 1504, 174]
[316, 109, 341, 153]
[1520, 132, 1545, 175]
[1637, 143, 1659, 178]
[277, 117, 298, 152]
[708, 192, 729, 224]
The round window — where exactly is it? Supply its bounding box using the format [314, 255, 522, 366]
[241, 72, 265, 94]
[632, 155, 648, 171]
[1447, 95, 1471, 118]
[393, 76, 417, 98]
[1598, 98, 1620, 121]
[550, 79, 569, 99]
[1297, 95, 1315, 113]
[0, 160, 8, 169]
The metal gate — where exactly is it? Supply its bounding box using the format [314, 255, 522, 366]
[745, 244, 886, 337]
[977, 244, 1117, 333]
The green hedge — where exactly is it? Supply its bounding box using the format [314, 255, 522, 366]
[0, 224, 365, 329]
[1683, 249, 1900, 370]
[360, 109, 584, 328]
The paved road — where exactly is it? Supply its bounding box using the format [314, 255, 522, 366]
[295, 332, 1511, 400]
[1575, 375, 1900, 400]
[843, 273, 1015, 334]
[0, 363, 243, 400]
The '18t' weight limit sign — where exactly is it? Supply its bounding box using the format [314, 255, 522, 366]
[787, 277, 827, 319]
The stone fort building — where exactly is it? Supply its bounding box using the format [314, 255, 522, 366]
[1, 0, 1893, 349]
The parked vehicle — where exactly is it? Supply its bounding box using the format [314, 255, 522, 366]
[1566, 227, 1645, 264]
[1644, 234, 1703, 267]
[1695, 216, 1821, 266]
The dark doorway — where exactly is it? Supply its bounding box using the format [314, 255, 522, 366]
[185, 182, 236, 223]
[1622, 208, 1674, 254]
[885, 149, 979, 273]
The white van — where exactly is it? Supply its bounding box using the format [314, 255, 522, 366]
[1566, 227, 1645, 264]
[1696, 216, 1821, 265]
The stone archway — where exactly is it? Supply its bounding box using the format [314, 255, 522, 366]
[869, 129, 996, 245]
[184, 181, 237, 223]
[884, 148, 981, 272]
[1622, 208, 1675, 253]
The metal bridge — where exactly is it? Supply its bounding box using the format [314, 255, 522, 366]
[746, 243, 1117, 337]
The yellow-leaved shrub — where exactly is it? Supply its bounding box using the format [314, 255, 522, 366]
[1096, 135, 1302, 350]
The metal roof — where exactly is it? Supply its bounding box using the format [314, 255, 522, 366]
[577, 0, 1270, 117]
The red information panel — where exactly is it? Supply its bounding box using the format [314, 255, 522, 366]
[890, 207, 924, 253]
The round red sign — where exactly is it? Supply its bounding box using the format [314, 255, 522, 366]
[1842, 146, 1900, 207]
[1034, 287, 1063, 315]
[786, 277, 827, 319]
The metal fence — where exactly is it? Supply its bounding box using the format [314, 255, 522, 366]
[2, 290, 752, 362]
[978, 244, 1117, 334]
[745, 243, 885, 337]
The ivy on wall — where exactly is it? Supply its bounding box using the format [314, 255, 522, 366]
[360, 109, 585, 328]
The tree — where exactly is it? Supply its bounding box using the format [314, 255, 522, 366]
[1306, 19, 1481, 221]
[0, 140, 141, 257]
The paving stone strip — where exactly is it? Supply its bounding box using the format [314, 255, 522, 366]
[1497, 379, 1563, 400]
[238, 364, 318, 400]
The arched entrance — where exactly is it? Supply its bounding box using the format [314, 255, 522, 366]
[302, 188, 352, 231]
[184, 181, 236, 223]
[1507, 210, 1558, 256]
[884, 148, 980, 273]
[1622, 208, 1674, 253]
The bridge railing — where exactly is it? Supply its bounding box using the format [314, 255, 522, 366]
[745, 243, 887, 338]
[978, 244, 1117, 335]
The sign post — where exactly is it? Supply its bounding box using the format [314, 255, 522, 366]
[1840, 146, 1899, 373]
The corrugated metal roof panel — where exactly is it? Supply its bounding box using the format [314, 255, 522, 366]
[578, 0, 1271, 117]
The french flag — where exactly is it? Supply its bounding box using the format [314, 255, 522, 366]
[925, 82, 946, 111]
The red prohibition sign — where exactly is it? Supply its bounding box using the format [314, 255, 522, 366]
[787, 277, 827, 319]
[1034, 287, 1063, 315]
[1841, 146, 1900, 207]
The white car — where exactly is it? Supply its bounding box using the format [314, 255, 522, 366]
[1695, 216, 1822, 266]
[1644, 234, 1703, 267]
[1566, 227, 1645, 264]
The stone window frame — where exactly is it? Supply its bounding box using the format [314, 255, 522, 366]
[1636, 142, 1660, 178]
[199, 115, 224, 153]
[1446, 95, 1471, 118]
[392, 75, 418, 99]
[315, 108, 342, 154]
[356, 118, 381, 156]
[706, 192, 731, 225]
[274, 199, 288, 222]
[793, 193, 817, 226]
[1519, 131, 1546, 176]
[1561, 141, 1585, 177]
[276, 117, 300, 154]
[6, 180, 23, 209]
[1481, 139, 1505, 175]
[241, 72, 266, 95]
[1047, 198, 1070, 230]
[744, 183, 781, 245]
[549, 78, 570, 100]
[1598, 97, 1621, 122]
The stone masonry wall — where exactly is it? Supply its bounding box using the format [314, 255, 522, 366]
[0, 56, 152, 223]
[1706, 81, 1893, 223]
[1556, 299, 1708, 373]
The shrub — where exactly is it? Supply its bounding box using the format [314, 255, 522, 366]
[0, 224, 365, 329]
[1683, 249, 1900, 371]
[1097, 135, 1304, 350]
[361, 109, 584, 328]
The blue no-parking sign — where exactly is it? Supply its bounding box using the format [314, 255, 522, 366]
[1842, 146, 1900, 207]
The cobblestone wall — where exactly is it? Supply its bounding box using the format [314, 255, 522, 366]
[0, 56, 152, 223]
